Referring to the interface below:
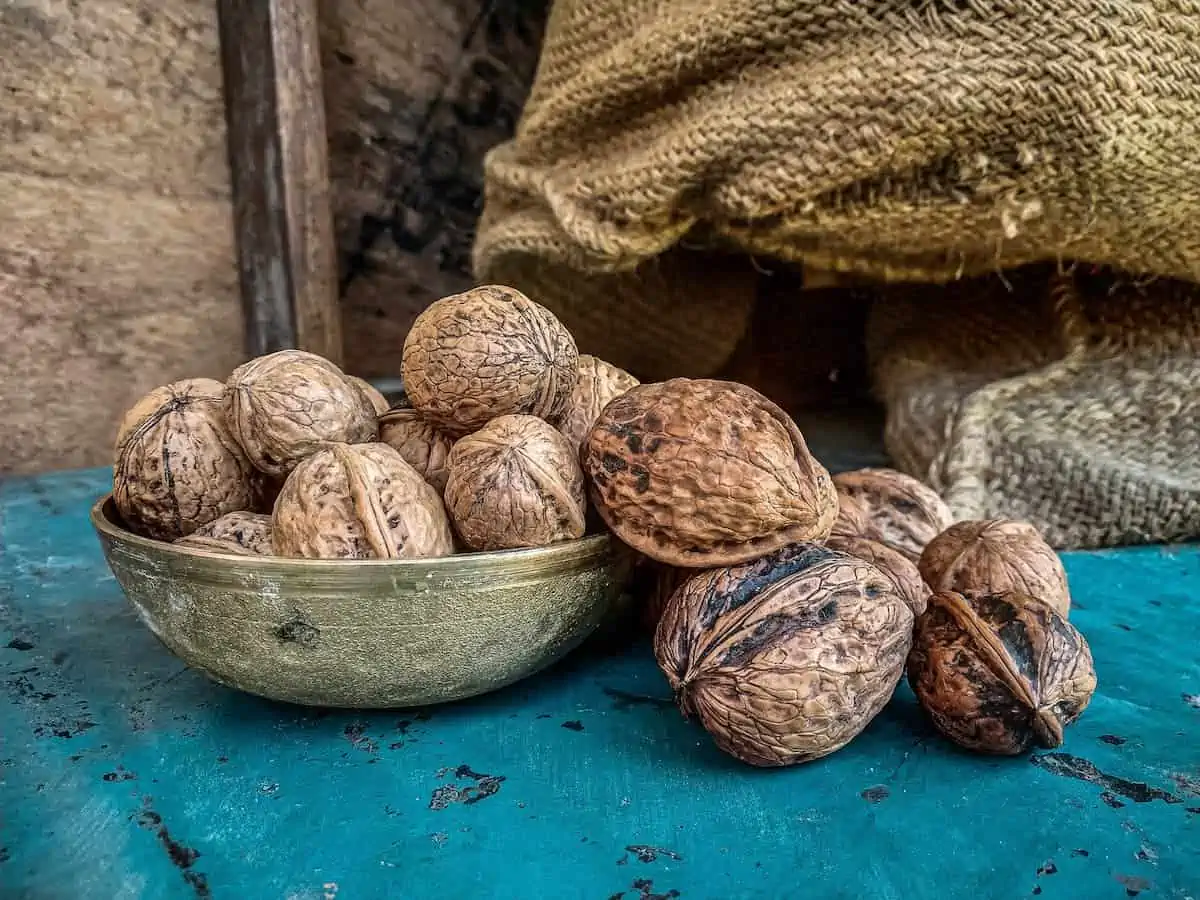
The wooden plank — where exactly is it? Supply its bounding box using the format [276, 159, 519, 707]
[218, 0, 342, 364]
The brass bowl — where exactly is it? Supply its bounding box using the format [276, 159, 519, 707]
[91, 495, 631, 708]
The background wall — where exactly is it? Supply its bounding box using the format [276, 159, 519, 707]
[0, 0, 549, 475]
[0, 0, 870, 476]
[2, 3, 241, 475]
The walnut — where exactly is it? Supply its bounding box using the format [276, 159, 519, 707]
[907, 591, 1096, 754]
[918, 519, 1071, 618]
[379, 406, 456, 494]
[827, 533, 929, 617]
[112, 378, 258, 540]
[828, 492, 882, 541]
[655, 543, 913, 766]
[272, 443, 454, 559]
[582, 379, 838, 567]
[558, 355, 639, 461]
[350, 376, 390, 415]
[175, 511, 273, 556]
[400, 285, 578, 435]
[832, 468, 953, 561]
[225, 350, 378, 477]
[444, 415, 586, 551]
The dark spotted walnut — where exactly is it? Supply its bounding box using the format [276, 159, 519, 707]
[272, 443, 454, 559]
[655, 543, 914, 766]
[350, 376, 390, 415]
[379, 406, 456, 494]
[401, 285, 579, 435]
[444, 415, 586, 551]
[827, 533, 929, 617]
[908, 591, 1096, 755]
[225, 350, 379, 478]
[113, 378, 258, 541]
[919, 519, 1071, 618]
[582, 379, 838, 567]
[832, 468, 953, 561]
[175, 511, 274, 556]
[558, 355, 639, 462]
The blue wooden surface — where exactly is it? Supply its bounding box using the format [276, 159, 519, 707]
[1, 468, 1197, 900]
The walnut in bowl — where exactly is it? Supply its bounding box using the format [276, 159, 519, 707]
[401, 285, 579, 434]
[113, 378, 259, 541]
[272, 443, 454, 560]
[225, 349, 378, 478]
[444, 415, 586, 552]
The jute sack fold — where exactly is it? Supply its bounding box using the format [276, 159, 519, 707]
[473, 0, 1200, 546]
[867, 266, 1200, 549]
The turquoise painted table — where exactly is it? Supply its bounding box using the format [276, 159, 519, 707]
[1, 468, 1198, 900]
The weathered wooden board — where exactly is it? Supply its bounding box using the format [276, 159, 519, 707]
[218, 0, 344, 363]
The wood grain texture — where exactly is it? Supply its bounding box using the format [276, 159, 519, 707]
[219, 0, 342, 363]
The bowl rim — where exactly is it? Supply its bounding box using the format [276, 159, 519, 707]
[91, 493, 614, 571]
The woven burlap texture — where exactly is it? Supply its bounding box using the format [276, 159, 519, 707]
[868, 267, 1200, 548]
[476, 0, 1200, 367]
[472, 0, 1200, 547]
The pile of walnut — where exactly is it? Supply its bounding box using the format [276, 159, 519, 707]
[111, 284, 638, 561]
[587, 383, 1096, 769]
[112, 283, 1096, 768]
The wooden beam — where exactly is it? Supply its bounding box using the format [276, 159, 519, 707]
[218, 0, 343, 365]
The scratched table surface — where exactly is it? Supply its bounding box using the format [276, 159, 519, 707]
[1, 468, 1198, 900]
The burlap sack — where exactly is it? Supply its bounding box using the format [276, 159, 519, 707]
[473, 0, 1200, 547]
[867, 266, 1200, 548]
